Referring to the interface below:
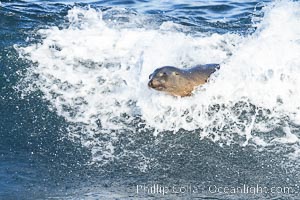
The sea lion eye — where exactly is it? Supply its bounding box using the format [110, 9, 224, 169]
[159, 72, 166, 77]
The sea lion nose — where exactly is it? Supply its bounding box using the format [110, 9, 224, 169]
[148, 80, 153, 87]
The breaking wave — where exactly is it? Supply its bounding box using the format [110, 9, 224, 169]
[16, 1, 300, 163]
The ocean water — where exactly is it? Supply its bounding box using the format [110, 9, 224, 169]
[1, 0, 300, 199]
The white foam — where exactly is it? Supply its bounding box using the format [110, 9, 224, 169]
[272, 126, 299, 144]
[16, 1, 300, 160]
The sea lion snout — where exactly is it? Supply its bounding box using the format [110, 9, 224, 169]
[148, 79, 153, 87]
[148, 78, 165, 90]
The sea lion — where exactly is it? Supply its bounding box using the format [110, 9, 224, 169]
[148, 64, 220, 97]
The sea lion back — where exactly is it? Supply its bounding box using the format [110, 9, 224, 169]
[189, 64, 220, 76]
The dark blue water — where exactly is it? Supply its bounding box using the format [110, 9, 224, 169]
[1, 0, 300, 199]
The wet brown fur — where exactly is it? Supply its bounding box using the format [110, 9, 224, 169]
[148, 64, 219, 97]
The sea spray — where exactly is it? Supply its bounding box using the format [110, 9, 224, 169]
[16, 1, 300, 162]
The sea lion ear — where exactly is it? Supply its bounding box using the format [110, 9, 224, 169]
[173, 71, 179, 76]
[149, 73, 152, 79]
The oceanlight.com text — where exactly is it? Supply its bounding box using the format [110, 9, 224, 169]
[135, 184, 299, 196]
[208, 184, 295, 194]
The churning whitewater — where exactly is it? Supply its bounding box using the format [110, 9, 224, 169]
[16, 1, 300, 161]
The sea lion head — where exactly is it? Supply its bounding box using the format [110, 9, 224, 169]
[148, 66, 189, 96]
